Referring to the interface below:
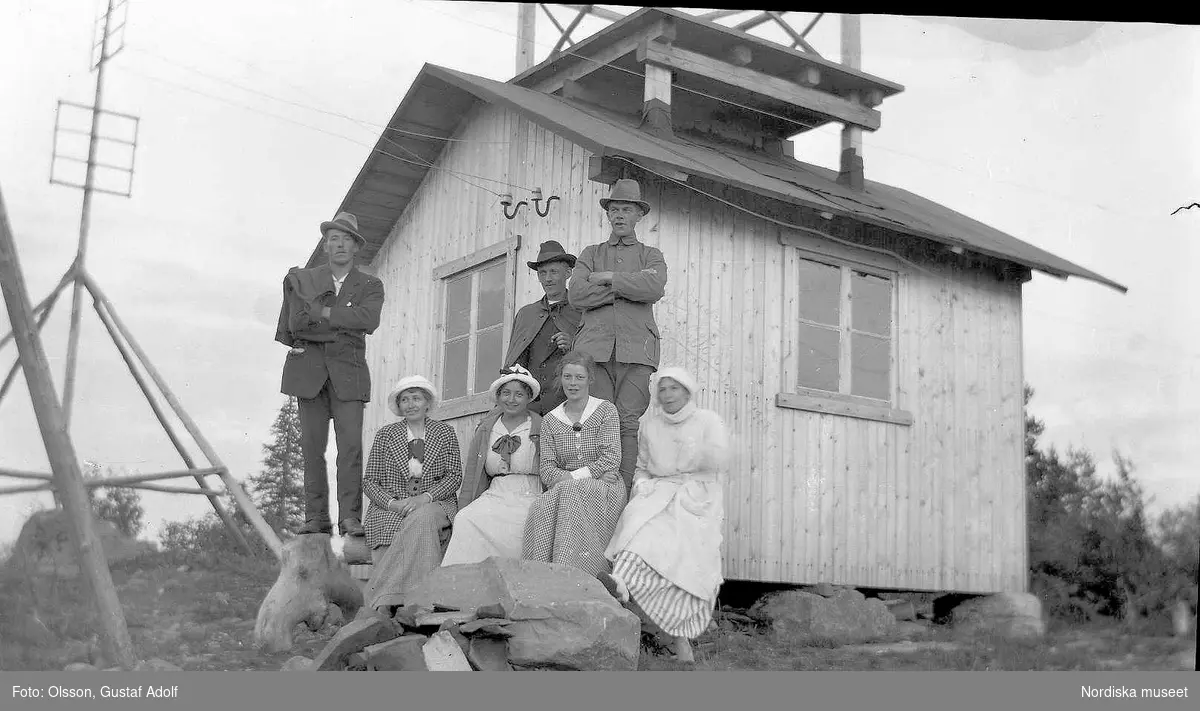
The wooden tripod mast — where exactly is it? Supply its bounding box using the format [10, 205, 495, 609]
[0, 3, 283, 556]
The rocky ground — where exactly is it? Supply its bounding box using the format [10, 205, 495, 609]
[1, 550, 1194, 672]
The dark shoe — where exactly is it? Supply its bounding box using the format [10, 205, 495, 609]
[340, 518, 365, 537]
[296, 520, 333, 536]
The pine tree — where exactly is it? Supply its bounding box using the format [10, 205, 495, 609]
[248, 397, 305, 531]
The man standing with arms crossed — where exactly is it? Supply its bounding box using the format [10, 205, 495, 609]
[569, 179, 668, 494]
[504, 240, 582, 416]
[275, 212, 385, 537]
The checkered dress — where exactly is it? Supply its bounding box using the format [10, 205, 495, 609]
[361, 418, 462, 550]
[522, 397, 627, 576]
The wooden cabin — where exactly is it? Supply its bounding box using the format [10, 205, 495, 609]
[305, 9, 1125, 595]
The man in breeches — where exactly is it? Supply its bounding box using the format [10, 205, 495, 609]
[568, 179, 668, 493]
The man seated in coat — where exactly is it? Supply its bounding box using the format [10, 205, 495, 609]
[503, 240, 582, 416]
[275, 211, 385, 538]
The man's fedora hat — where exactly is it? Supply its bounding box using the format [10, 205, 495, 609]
[527, 240, 577, 270]
[320, 211, 367, 247]
[599, 178, 651, 215]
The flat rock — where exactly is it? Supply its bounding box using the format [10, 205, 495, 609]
[475, 603, 507, 619]
[405, 561, 510, 618]
[280, 656, 313, 671]
[416, 611, 476, 628]
[949, 592, 1045, 640]
[362, 635, 428, 671]
[750, 588, 896, 644]
[64, 663, 98, 671]
[312, 617, 402, 670]
[467, 637, 512, 671]
[459, 619, 515, 638]
[423, 631, 473, 671]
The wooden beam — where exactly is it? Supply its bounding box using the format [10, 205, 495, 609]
[637, 41, 881, 131]
[729, 45, 753, 67]
[532, 17, 676, 94]
[588, 154, 688, 185]
[0, 287, 60, 405]
[0, 180, 138, 669]
[0, 482, 53, 496]
[89, 292, 252, 554]
[557, 4, 625, 23]
[81, 467, 225, 488]
[769, 11, 821, 55]
[80, 273, 283, 559]
[0, 268, 72, 352]
[734, 11, 772, 32]
[551, 5, 589, 55]
[700, 9, 749, 22]
[105, 482, 222, 496]
[0, 468, 54, 480]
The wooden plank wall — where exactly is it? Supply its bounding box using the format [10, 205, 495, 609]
[365, 103, 1026, 593]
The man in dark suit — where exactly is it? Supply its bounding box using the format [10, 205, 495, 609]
[503, 240, 582, 416]
[275, 212, 385, 537]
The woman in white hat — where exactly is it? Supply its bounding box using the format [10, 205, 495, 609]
[599, 366, 728, 663]
[360, 375, 462, 614]
[440, 365, 545, 566]
[522, 350, 626, 577]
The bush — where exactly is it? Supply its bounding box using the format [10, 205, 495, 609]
[157, 513, 272, 566]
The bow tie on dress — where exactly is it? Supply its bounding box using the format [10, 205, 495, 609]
[491, 434, 521, 466]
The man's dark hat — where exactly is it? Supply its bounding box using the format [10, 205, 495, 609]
[527, 240, 577, 270]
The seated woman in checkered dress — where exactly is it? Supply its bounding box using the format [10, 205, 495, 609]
[599, 367, 728, 663]
[360, 375, 463, 614]
[441, 365, 545, 566]
[521, 350, 627, 577]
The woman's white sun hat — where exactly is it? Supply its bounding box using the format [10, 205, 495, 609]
[488, 364, 541, 404]
[387, 375, 439, 417]
[653, 366, 699, 396]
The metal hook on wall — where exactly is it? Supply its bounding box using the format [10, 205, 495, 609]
[531, 188, 560, 218]
[500, 193, 527, 220]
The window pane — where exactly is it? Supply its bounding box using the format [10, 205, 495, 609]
[443, 338, 469, 400]
[797, 258, 841, 326]
[473, 326, 504, 395]
[797, 323, 840, 392]
[851, 333, 890, 400]
[476, 261, 506, 329]
[852, 271, 891, 336]
[445, 276, 472, 339]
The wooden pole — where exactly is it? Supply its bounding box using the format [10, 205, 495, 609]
[90, 292, 254, 554]
[516, 3, 537, 75]
[0, 268, 71, 351]
[0, 468, 54, 481]
[81, 273, 283, 559]
[62, 0, 116, 428]
[0, 286, 62, 405]
[82, 466, 224, 488]
[0, 183, 138, 670]
[840, 14, 863, 156]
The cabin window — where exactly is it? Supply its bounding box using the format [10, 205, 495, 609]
[432, 237, 520, 418]
[795, 257, 893, 400]
[441, 259, 506, 400]
[778, 247, 912, 427]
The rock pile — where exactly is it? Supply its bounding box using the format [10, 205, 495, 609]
[289, 557, 641, 671]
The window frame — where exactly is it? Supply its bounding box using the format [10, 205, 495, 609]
[431, 235, 521, 420]
[777, 237, 913, 427]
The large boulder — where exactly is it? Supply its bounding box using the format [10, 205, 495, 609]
[750, 588, 896, 644]
[949, 592, 1046, 640]
[5, 509, 153, 574]
[407, 557, 640, 670]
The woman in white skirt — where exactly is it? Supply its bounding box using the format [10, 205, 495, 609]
[599, 366, 728, 663]
[441, 365, 544, 565]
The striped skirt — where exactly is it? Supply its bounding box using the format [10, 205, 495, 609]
[613, 550, 714, 640]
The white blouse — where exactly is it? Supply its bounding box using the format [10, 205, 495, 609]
[484, 416, 537, 476]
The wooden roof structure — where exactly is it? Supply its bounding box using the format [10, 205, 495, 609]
[305, 58, 1125, 294]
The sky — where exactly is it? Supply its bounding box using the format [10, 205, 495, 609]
[0, 2, 1197, 547]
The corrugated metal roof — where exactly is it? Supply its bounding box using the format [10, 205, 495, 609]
[312, 63, 1125, 294]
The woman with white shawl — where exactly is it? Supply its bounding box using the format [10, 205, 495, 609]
[600, 366, 728, 663]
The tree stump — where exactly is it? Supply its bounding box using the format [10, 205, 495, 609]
[255, 535, 363, 653]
